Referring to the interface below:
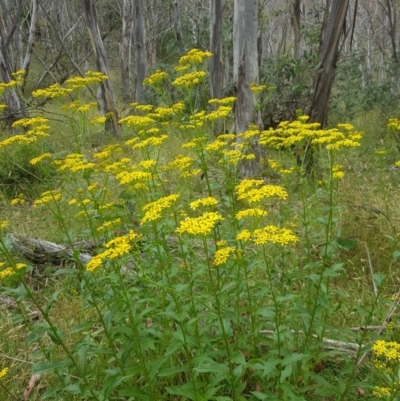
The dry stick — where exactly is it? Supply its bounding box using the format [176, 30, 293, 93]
[365, 243, 378, 296]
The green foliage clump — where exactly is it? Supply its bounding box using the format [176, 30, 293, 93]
[1, 49, 400, 401]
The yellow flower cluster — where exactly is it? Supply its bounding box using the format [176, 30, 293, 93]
[53, 153, 95, 173]
[86, 230, 140, 272]
[236, 226, 298, 245]
[97, 218, 122, 233]
[250, 82, 267, 93]
[206, 106, 233, 122]
[373, 339, 400, 361]
[0, 263, 26, 279]
[141, 194, 180, 224]
[178, 48, 212, 66]
[259, 117, 363, 151]
[172, 71, 206, 88]
[189, 197, 218, 210]
[29, 152, 52, 165]
[0, 116, 50, 149]
[93, 144, 122, 160]
[387, 118, 400, 131]
[213, 246, 235, 266]
[236, 179, 288, 203]
[166, 155, 194, 171]
[0, 367, 8, 379]
[119, 115, 155, 128]
[332, 164, 344, 179]
[143, 69, 169, 86]
[116, 170, 151, 186]
[132, 135, 168, 149]
[176, 212, 224, 236]
[372, 387, 392, 398]
[33, 191, 62, 207]
[268, 159, 294, 175]
[10, 193, 26, 206]
[90, 116, 107, 124]
[32, 83, 73, 98]
[236, 208, 267, 220]
[208, 97, 236, 106]
[65, 71, 108, 90]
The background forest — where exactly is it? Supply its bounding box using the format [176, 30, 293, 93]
[2, 0, 400, 400]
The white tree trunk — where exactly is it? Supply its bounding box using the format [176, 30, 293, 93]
[21, 0, 39, 75]
[171, 0, 184, 52]
[83, 0, 120, 138]
[120, 0, 134, 103]
[210, 0, 223, 100]
[233, 0, 261, 176]
[133, 0, 147, 103]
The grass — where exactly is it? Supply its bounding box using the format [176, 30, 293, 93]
[1, 50, 400, 400]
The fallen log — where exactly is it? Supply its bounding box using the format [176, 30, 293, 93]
[9, 233, 93, 266]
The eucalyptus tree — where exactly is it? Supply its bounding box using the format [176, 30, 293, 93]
[133, 0, 147, 103]
[120, 0, 134, 103]
[309, 0, 350, 127]
[171, 0, 184, 52]
[210, 0, 223, 101]
[0, 0, 37, 124]
[233, 0, 261, 176]
[83, 0, 120, 138]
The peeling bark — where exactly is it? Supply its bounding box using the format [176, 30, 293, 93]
[83, 0, 120, 138]
[233, 0, 262, 177]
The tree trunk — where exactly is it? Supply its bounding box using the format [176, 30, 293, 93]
[21, 0, 39, 77]
[309, 0, 350, 127]
[233, 0, 261, 177]
[210, 0, 223, 101]
[83, 0, 120, 138]
[133, 0, 147, 103]
[120, 0, 134, 104]
[290, 0, 301, 60]
[0, 0, 27, 125]
[170, 0, 184, 52]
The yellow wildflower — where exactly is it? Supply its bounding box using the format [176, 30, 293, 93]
[178, 48, 212, 65]
[172, 71, 206, 88]
[143, 69, 169, 86]
[141, 194, 180, 224]
[29, 152, 51, 165]
[213, 246, 235, 266]
[189, 197, 218, 210]
[176, 212, 224, 236]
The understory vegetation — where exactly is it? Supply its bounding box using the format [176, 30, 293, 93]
[2, 49, 400, 400]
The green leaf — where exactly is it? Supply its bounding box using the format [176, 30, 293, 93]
[194, 362, 230, 374]
[164, 338, 184, 356]
[373, 272, 386, 288]
[32, 359, 73, 374]
[165, 382, 206, 401]
[158, 365, 189, 377]
[392, 250, 400, 260]
[281, 353, 308, 366]
[336, 237, 358, 251]
[250, 392, 269, 400]
[280, 363, 292, 382]
[118, 388, 151, 398]
[53, 268, 79, 276]
[45, 289, 63, 313]
[71, 321, 97, 333]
